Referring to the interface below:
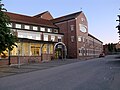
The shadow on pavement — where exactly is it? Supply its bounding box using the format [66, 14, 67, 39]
[106, 55, 120, 66]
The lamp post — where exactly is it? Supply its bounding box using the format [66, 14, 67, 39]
[8, 48, 11, 65]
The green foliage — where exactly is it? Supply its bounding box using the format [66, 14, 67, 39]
[0, 0, 17, 54]
[107, 43, 117, 52]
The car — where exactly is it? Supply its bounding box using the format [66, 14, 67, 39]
[99, 53, 105, 58]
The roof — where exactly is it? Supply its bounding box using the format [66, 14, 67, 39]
[33, 11, 53, 20]
[33, 11, 49, 18]
[5, 12, 57, 28]
[88, 33, 103, 43]
[51, 11, 82, 23]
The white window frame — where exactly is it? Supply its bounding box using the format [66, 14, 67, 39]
[48, 28, 52, 32]
[58, 36, 62, 42]
[33, 26, 38, 30]
[40, 27, 45, 32]
[16, 24, 21, 29]
[51, 36, 55, 41]
[78, 36, 82, 42]
[7, 23, 12, 27]
[83, 37, 85, 42]
[70, 25, 74, 31]
[71, 36, 74, 42]
[24, 25, 30, 30]
[79, 48, 82, 56]
[54, 29, 58, 33]
[44, 35, 48, 41]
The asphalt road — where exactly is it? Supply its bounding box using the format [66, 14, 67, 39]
[0, 55, 120, 90]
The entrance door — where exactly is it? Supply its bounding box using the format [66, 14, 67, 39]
[55, 48, 62, 59]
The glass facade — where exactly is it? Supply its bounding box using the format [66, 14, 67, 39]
[10, 42, 54, 57]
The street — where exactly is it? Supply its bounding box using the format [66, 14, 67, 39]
[0, 55, 120, 90]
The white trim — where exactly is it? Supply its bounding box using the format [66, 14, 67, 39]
[43, 33, 63, 37]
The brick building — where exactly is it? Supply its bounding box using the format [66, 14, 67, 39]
[0, 11, 103, 65]
[52, 11, 103, 59]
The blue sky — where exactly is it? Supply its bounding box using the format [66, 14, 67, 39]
[2, 0, 120, 44]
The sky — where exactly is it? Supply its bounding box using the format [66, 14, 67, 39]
[2, 0, 120, 44]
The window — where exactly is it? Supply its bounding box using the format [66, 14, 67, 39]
[42, 44, 48, 54]
[36, 36, 40, 40]
[71, 36, 74, 42]
[40, 27, 45, 31]
[17, 42, 23, 56]
[49, 44, 53, 54]
[54, 29, 58, 33]
[44, 35, 48, 41]
[83, 37, 85, 42]
[27, 35, 33, 39]
[24, 25, 30, 29]
[23, 43, 29, 56]
[48, 28, 52, 32]
[16, 24, 21, 28]
[79, 48, 82, 56]
[7, 23, 12, 27]
[79, 24, 87, 33]
[78, 36, 82, 42]
[58, 36, 62, 42]
[18, 35, 23, 38]
[70, 25, 74, 31]
[11, 43, 18, 56]
[31, 43, 40, 56]
[51, 36, 55, 41]
[33, 26, 38, 30]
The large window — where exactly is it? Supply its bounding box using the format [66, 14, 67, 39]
[31, 43, 40, 56]
[23, 43, 29, 56]
[0, 50, 8, 59]
[11, 43, 18, 55]
[49, 44, 53, 54]
[11, 43, 41, 56]
[42, 44, 48, 54]
[44, 35, 48, 41]
[17, 42, 23, 56]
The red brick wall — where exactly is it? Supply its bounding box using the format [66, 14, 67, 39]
[40, 12, 53, 20]
[76, 12, 88, 58]
[55, 19, 77, 58]
[0, 54, 53, 65]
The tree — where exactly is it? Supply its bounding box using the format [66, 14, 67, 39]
[108, 43, 112, 52]
[0, 0, 17, 57]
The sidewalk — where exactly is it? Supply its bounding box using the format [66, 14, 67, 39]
[0, 59, 80, 78]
